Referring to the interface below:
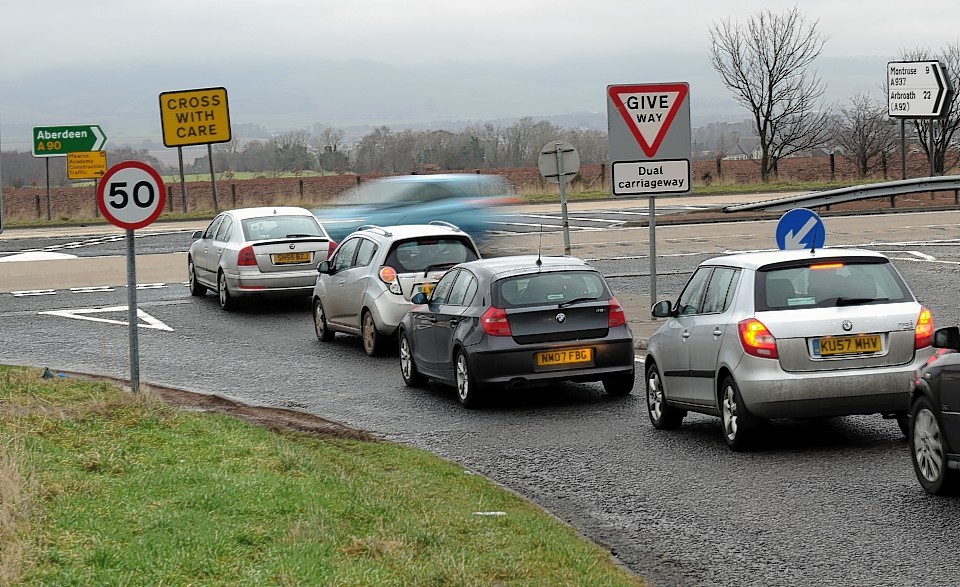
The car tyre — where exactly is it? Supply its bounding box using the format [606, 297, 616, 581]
[720, 375, 754, 451]
[361, 310, 384, 357]
[910, 395, 959, 495]
[313, 298, 334, 342]
[218, 271, 236, 311]
[455, 350, 483, 408]
[896, 413, 910, 438]
[645, 363, 684, 429]
[603, 370, 635, 396]
[188, 257, 206, 297]
[399, 330, 425, 387]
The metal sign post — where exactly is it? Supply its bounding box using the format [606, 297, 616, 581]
[537, 141, 580, 256]
[96, 161, 167, 392]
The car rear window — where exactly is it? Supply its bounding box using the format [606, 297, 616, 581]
[384, 237, 479, 273]
[494, 271, 607, 308]
[241, 215, 326, 241]
[757, 258, 912, 310]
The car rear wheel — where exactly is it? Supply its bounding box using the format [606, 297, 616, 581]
[603, 370, 635, 396]
[455, 350, 482, 408]
[645, 363, 684, 429]
[361, 310, 384, 357]
[910, 396, 958, 495]
[218, 271, 236, 311]
[399, 330, 425, 387]
[313, 298, 334, 342]
[720, 375, 753, 451]
[188, 258, 206, 296]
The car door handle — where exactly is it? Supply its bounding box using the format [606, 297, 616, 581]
[713, 328, 723, 336]
[681, 332, 691, 339]
[449, 318, 460, 326]
[338, 280, 345, 287]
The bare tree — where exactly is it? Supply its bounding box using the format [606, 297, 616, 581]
[310, 127, 346, 173]
[831, 93, 898, 179]
[899, 43, 960, 175]
[709, 7, 832, 182]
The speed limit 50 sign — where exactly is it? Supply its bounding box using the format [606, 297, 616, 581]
[97, 161, 167, 230]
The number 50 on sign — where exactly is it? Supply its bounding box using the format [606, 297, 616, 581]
[96, 161, 167, 230]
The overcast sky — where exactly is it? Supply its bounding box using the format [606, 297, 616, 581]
[3, 0, 958, 148]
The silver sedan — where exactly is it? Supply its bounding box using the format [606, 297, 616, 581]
[187, 206, 335, 311]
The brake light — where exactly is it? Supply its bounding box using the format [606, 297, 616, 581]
[738, 318, 778, 359]
[327, 240, 338, 259]
[480, 307, 512, 337]
[608, 297, 627, 327]
[237, 245, 257, 267]
[810, 262, 844, 270]
[915, 307, 934, 349]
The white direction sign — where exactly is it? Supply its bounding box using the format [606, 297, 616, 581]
[888, 60, 950, 118]
[612, 160, 689, 195]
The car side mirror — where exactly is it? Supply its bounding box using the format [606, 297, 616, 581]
[318, 260, 332, 274]
[411, 292, 428, 305]
[192, 230, 203, 239]
[651, 300, 673, 318]
[933, 326, 960, 351]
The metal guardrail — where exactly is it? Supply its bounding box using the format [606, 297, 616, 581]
[723, 175, 960, 212]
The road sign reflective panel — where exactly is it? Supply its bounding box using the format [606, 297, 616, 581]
[776, 208, 826, 250]
[67, 151, 107, 180]
[159, 87, 232, 148]
[608, 84, 689, 157]
[887, 61, 951, 118]
[32, 125, 107, 157]
[97, 161, 167, 230]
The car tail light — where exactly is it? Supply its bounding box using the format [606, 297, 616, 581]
[327, 240, 338, 259]
[608, 297, 627, 327]
[379, 266, 402, 295]
[738, 318, 778, 359]
[480, 307, 512, 337]
[915, 307, 934, 349]
[237, 245, 257, 267]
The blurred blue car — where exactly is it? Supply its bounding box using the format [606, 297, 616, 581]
[313, 174, 516, 243]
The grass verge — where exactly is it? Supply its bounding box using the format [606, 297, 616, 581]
[0, 366, 645, 586]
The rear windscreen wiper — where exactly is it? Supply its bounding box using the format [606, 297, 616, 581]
[558, 296, 600, 308]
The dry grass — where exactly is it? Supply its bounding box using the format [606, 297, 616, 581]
[0, 437, 34, 585]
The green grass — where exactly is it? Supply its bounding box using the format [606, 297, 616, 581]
[0, 366, 645, 586]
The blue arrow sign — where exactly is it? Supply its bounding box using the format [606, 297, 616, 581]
[776, 208, 825, 250]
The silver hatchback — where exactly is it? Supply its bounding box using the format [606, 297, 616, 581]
[312, 223, 480, 356]
[645, 248, 935, 450]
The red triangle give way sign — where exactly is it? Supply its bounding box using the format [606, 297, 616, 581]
[608, 84, 688, 158]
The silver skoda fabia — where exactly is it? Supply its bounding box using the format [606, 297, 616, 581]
[644, 248, 935, 450]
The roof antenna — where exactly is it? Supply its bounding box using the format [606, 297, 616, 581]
[536, 224, 543, 268]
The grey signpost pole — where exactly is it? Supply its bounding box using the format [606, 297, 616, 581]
[208, 143, 220, 212]
[125, 230, 140, 391]
[178, 147, 188, 213]
[555, 142, 571, 256]
[649, 198, 657, 304]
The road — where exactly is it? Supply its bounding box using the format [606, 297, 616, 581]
[2, 201, 960, 586]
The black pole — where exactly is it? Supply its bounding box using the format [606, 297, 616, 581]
[900, 119, 906, 180]
[45, 157, 51, 221]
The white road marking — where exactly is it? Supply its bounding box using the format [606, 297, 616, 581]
[39, 306, 174, 331]
[70, 286, 115, 293]
[11, 289, 56, 297]
[0, 251, 79, 262]
[136, 283, 167, 290]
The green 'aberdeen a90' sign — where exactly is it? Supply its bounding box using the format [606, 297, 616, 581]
[32, 124, 107, 157]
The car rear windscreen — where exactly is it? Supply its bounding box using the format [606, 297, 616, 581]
[494, 271, 607, 308]
[242, 215, 326, 241]
[385, 237, 479, 273]
[758, 258, 912, 310]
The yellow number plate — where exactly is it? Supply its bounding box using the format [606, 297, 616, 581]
[815, 334, 882, 357]
[273, 252, 312, 265]
[535, 348, 593, 367]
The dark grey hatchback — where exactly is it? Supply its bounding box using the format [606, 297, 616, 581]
[397, 255, 636, 407]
